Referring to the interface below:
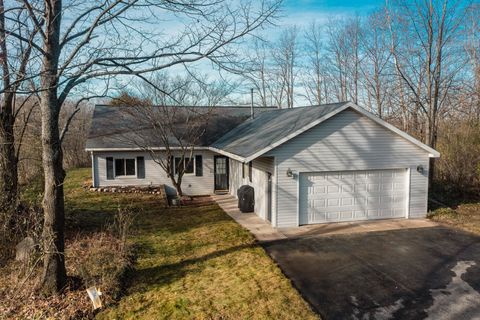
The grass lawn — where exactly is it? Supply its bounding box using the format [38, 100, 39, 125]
[62, 168, 317, 319]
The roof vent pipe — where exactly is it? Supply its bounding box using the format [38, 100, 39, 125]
[250, 88, 254, 119]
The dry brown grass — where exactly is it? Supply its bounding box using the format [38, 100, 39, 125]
[0, 232, 129, 319]
[428, 203, 480, 235]
[0, 168, 147, 319]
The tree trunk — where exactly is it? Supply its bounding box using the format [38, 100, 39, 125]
[0, 0, 18, 215]
[39, 0, 67, 296]
[0, 97, 18, 215]
[39, 101, 67, 294]
[171, 175, 183, 197]
[39, 91, 67, 295]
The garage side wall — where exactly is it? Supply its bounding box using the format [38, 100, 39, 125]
[266, 109, 430, 228]
[229, 157, 275, 220]
[92, 150, 215, 196]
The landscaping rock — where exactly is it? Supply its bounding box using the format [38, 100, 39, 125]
[15, 237, 36, 262]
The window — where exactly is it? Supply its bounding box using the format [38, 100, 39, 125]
[137, 157, 145, 179]
[115, 159, 124, 176]
[106, 157, 114, 180]
[242, 162, 252, 181]
[114, 158, 136, 177]
[195, 155, 203, 176]
[174, 156, 195, 175]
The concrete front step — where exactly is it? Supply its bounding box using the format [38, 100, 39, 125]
[212, 194, 287, 242]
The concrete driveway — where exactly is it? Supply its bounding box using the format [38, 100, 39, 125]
[262, 226, 480, 320]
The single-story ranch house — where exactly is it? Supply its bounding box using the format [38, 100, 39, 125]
[85, 102, 440, 228]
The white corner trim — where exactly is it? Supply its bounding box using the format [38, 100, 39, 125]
[90, 152, 96, 188]
[405, 167, 411, 219]
[296, 172, 301, 227]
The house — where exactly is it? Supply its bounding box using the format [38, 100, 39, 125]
[85, 102, 440, 228]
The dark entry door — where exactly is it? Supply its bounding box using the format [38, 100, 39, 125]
[214, 156, 229, 191]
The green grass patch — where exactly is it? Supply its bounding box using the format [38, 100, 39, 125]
[59, 168, 316, 319]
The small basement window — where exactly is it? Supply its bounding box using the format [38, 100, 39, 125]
[114, 158, 136, 177]
[174, 157, 195, 175]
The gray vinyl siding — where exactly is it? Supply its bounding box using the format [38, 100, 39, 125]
[93, 150, 215, 196]
[229, 157, 275, 221]
[266, 109, 430, 228]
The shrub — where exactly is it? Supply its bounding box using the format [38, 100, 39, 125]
[434, 120, 480, 197]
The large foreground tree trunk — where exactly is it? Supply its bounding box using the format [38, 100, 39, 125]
[39, 0, 67, 295]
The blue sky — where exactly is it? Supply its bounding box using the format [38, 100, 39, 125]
[280, 0, 385, 25]
[83, 0, 389, 103]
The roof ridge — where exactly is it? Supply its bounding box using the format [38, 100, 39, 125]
[94, 104, 279, 109]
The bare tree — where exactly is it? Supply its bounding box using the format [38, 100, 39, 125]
[115, 73, 234, 197]
[242, 39, 273, 107]
[0, 0, 39, 215]
[463, 3, 480, 120]
[359, 11, 392, 117]
[2, 0, 280, 295]
[386, 0, 467, 147]
[301, 22, 328, 105]
[386, 0, 468, 180]
[272, 26, 299, 108]
[129, 104, 212, 197]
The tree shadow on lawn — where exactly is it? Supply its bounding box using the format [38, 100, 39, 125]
[128, 242, 257, 294]
[133, 203, 236, 236]
[429, 184, 480, 210]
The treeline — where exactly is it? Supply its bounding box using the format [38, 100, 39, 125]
[239, 2, 480, 195]
[13, 101, 92, 184]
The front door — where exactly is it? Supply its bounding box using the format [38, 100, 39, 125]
[214, 156, 229, 191]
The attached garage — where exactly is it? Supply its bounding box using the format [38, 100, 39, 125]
[299, 169, 408, 225]
[211, 102, 440, 228]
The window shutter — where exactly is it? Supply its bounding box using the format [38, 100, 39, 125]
[195, 155, 203, 176]
[137, 157, 145, 179]
[249, 161, 253, 182]
[170, 156, 175, 176]
[106, 157, 114, 180]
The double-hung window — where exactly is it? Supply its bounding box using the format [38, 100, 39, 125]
[115, 158, 136, 176]
[106, 156, 145, 179]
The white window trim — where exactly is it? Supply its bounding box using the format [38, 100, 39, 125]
[114, 158, 136, 178]
[174, 156, 196, 176]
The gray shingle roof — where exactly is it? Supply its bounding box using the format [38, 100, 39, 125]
[86, 104, 278, 150]
[210, 102, 349, 158]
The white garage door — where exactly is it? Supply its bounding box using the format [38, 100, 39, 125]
[299, 169, 408, 225]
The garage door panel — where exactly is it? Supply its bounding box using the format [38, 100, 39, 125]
[300, 169, 408, 225]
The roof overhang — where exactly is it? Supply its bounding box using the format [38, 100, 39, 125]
[240, 102, 440, 161]
[86, 146, 210, 152]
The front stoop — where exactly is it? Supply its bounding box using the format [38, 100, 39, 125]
[212, 194, 287, 242]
